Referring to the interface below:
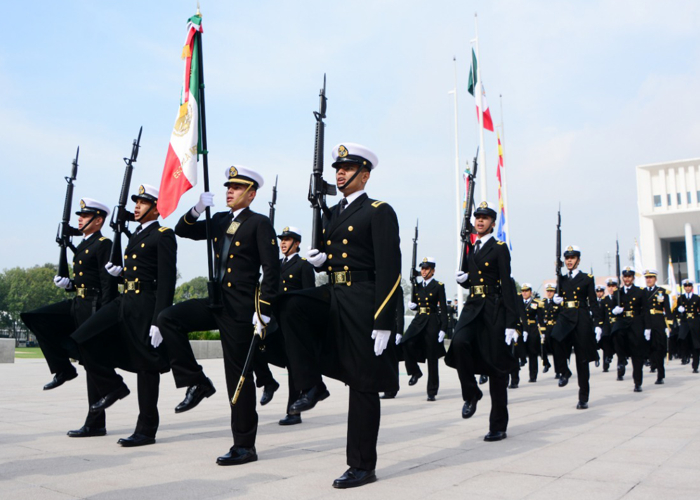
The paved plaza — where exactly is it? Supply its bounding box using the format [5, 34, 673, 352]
[1, 356, 699, 499]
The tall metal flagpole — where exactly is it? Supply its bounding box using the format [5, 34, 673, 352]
[474, 13, 488, 202]
[450, 57, 464, 315]
[499, 94, 512, 249]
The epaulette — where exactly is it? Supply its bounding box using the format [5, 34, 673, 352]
[438, 281, 443, 286]
[497, 241, 505, 245]
[588, 273, 593, 278]
[99, 236, 107, 241]
[159, 227, 172, 232]
[301, 257, 307, 261]
[371, 200, 386, 208]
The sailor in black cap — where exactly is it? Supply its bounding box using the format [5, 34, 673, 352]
[21, 198, 118, 437]
[540, 283, 559, 374]
[445, 200, 519, 442]
[401, 257, 447, 401]
[279, 142, 401, 488]
[550, 245, 602, 409]
[517, 283, 544, 383]
[72, 184, 177, 446]
[157, 166, 279, 464]
[610, 266, 651, 391]
[676, 279, 700, 372]
[598, 278, 619, 372]
[642, 269, 672, 383]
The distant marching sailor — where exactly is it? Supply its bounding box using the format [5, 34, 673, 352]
[676, 279, 700, 373]
[642, 269, 672, 384]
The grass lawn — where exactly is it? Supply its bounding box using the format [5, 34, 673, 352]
[15, 347, 45, 359]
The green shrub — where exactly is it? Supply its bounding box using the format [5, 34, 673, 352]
[187, 330, 221, 341]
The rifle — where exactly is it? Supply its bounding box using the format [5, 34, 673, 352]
[615, 238, 621, 306]
[109, 127, 143, 267]
[268, 175, 278, 228]
[555, 207, 562, 295]
[307, 75, 336, 250]
[410, 220, 419, 299]
[459, 148, 479, 272]
[56, 147, 81, 278]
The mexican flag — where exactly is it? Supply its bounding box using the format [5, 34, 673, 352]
[467, 48, 494, 132]
[158, 14, 203, 219]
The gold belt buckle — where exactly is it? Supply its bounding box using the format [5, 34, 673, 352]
[528, 320, 536, 325]
[333, 271, 351, 286]
[126, 281, 136, 292]
[77, 288, 86, 298]
[472, 285, 485, 295]
[624, 311, 634, 317]
[566, 301, 578, 308]
[688, 313, 695, 319]
[419, 307, 429, 314]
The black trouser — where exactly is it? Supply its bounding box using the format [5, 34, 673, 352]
[692, 349, 700, 370]
[528, 355, 538, 380]
[650, 331, 666, 380]
[613, 330, 629, 368]
[280, 291, 379, 470]
[668, 335, 678, 359]
[404, 338, 440, 397]
[599, 336, 614, 364]
[552, 335, 590, 403]
[253, 357, 276, 389]
[613, 328, 645, 387]
[158, 298, 258, 448]
[631, 356, 644, 386]
[510, 366, 520, 386]
[21, 299, 105, 429]
[449, 315, 509, 433]
[679, 336, 693, 362]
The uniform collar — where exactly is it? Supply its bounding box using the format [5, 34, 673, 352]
[562, 268, 580, 278]
[231, 207, 246, 219]
[477, 233, 494, 245]
[140, 220, 157, 230]
[422, 277, 434, 287]
[343, 189, 366, 208]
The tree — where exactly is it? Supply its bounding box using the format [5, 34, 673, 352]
[174, 276, 209, 303]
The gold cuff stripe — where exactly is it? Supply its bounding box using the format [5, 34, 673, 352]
[183, 212, 196, 225]
[375, 274, 402, 320]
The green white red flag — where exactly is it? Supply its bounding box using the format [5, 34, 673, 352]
[158, 13, 203, 219]
[467, 48, 494, 132]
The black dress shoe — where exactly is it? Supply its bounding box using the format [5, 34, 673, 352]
[479, 375, 488, 385]
[603, 361, 610, 372]
[67, 426, 106, 438]
[175, 377, 216, 413]
[427, 395, 436, 402]
[43, 371, 78, 391]
[558, 376, 569, 387]
[117, 433, 155, 447]
[528, 378, 536, 383]
[519, 358, 527, 367]
[260, 380, 280, 406]
[509, 382, 519, 389]
[655, 379, 664, 385]
[332, 467, 377, 489]
[634, 385, 643, 392]
[279, 414, 302, 426]
[693, 369, 699, 374]
[90, 385, 130, 413]
[595, 360, 600, 368]
[462, 393, 482, 419]
[484, 431, 507, 442]
[555, 373, 561, 379]
[380, 392, 397, 399]
[408, 373, 423, 386]
[618, 365, 626, 378]
[216, 446, 257, 466]
[543, 364, 551, 373]
[576, 401, 588, 410]
[289, 384, 330, 415]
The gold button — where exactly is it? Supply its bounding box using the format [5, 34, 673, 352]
[216, 254, 220, 258]
[284, 287, 288, 291]
[341, 253, 347, 258]
[133, 266, 137, 271]
[228, 282, 232, 287]
[132, 254, 137, 259]
[344, 266, 349, 271]
[328, 254, 333, 259]
[478, 271, 482, 274]
[230, 254, 234, 259]
[135, 278, 139, 282]
[141, 243, 145, 248]
[124, 254, 128, 260]
[480, 278, 484, 282]
[283, 280, 286, 283]
[343, 239, 348, 244]
[328, 266, 333, 271]
[323, 229, 326, 234]
[235, 242, 241, 247]
[85, 249, 89, 254]
[79, 272, 83, 276]
[327, 240, 332, 246]
[79, 260, 82, 264]
[348, 226, 354, 231]
[289, 274, 293, 278]
[485, 262, 489, 266]
[214, 237, 218, 242]
[227, 268, 231, 273]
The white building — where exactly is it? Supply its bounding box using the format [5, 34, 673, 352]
[637, 158, 700, 287]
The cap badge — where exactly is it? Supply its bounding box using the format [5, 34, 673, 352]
[338, 145, 348, 158]
[566, 246, 573, 252]
[138, 185, 145, 195]
[229, 166, 238, 178]
[80, 199, 86, 209]
[479, 201, 488, 208]
[422, 257, 428, 263]
[283, 226, 289, 232]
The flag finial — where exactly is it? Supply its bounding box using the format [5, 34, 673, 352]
[196, 1, 201, 16]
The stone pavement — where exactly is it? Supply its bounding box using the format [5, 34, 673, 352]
[1, 357, 700, 500]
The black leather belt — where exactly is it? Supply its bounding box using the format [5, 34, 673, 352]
[469, 285, 501, 297]
[124, 280, 157, 294]
[418, 307, 433, 315]
[76, 287, 100, 299]
[327, 270, 375, 286]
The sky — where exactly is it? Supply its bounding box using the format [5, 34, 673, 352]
[3, 0, 700, 298]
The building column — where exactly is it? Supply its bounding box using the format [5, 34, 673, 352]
[685, 222, 696, 282]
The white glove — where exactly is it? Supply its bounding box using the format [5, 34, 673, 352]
[612, 306, 624, 316]
[395, 333, 402, 345]
[408, 302, 417, 310]
[505, 328, 518, 345]
[194, 191, 215, 215]
[595, 327, 602, 342]
[523, 331, 529, 342]
[252, 313, 271, 337]
[455, 271, 468, 284]
[306, 247, 327, 267]
[666, 328, 670, 336]
[553, 295, 563, 305]
[53, 276, 71, 289]
[372, 330, 391, 356]
[105, 262, 123, 277]
[438, 330, 446, 343]
[149, 325, 163, 348]
[678, 306, 686, 313]
[644, 329, 651, 341]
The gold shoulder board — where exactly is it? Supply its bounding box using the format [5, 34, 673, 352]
[588, 273, 594, 278]
[497, 241, 505, 245]
[438, 281, 443, 285]
[371, 200, 386, 208]
[99, 237, 107, 241]
[159, 227, 171, 232]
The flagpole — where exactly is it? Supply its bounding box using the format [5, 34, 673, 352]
[450, 57, 464, 315]
[195, 9, 219, 306]
[499, 94, 512, 249]
[474, 13, 487, 202]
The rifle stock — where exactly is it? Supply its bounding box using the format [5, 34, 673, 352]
[109, 127, 142, 267]
[56, 147, 80, 278]
[269, 175, 278, 227]
[459, 148, 479, 272]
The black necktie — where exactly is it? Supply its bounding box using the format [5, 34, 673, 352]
[283, 256, 288, 264]
[474, 240, 482, 254]
[568, 271, 573, 279]
[339, 198, 348, 214]
[135, 225, 143, 234]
